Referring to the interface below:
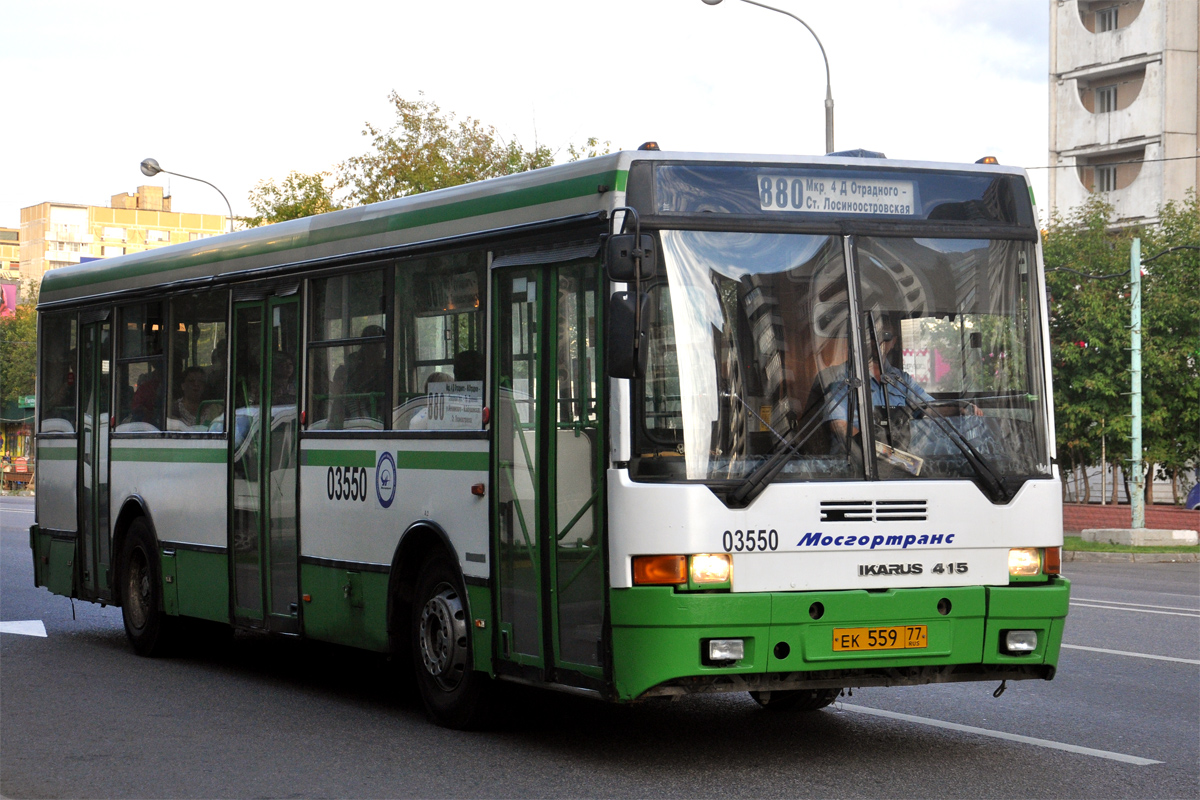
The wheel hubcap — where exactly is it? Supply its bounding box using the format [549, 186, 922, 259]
[126, 549, 149, 630]
[418, 583, 468, 691]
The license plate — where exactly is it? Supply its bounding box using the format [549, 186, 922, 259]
[832, 625, 927, 652]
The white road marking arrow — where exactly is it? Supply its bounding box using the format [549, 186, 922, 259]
[0, 620, 47, 637]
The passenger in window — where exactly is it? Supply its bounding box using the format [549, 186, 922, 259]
[172, 366, 221, 428]
[328, 325, 386, 428]
[130, 364, 164, 427]
[272, 352, 297, 404]
[453, 349, 485, 382]
[204, 339, 227, 401]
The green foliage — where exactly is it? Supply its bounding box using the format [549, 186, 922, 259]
[0, 285, 38, 407]
[337, 91, 558, 206]
[1138, 191, 1200, 489]
[247, 92, 611, 224]
[244, 171, 341, 227]
[1043, 191, 1200, 501]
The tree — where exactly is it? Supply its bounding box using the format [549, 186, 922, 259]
[1043, 192, 1200, 505]
[247, 92, 610, 224]
[1139, 191, 1200, 503]
[336, 91, 602, 206]
[0, 286, 38, 408]
[244, 171, 341, 227]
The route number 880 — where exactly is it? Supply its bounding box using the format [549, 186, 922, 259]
[722, 529, 779, 552]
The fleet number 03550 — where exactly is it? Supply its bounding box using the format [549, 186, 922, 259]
[722, 529, 779, 552]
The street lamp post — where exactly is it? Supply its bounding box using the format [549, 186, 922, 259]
[701, 0, 835, 154]
[139, 158, 234, 234]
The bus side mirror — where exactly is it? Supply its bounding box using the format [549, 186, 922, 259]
[605, 234, 657, 282]
[606, 290, 651, 378]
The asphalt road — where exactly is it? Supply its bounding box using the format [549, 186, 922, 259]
[2, 495, 1197, 799]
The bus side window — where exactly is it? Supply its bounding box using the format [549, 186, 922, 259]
[167, 291, 228, 432]
[116, 302, 165, 432]
[39, 312, 78, 433]
[307, 270, 388, 431]
[393, 251, 486, 431]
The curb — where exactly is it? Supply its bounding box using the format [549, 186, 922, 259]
[1063, 550, 1199, 563]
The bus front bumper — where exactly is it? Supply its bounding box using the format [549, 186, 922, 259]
[609, 578, 1069, 701]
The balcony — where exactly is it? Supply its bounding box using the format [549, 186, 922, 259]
[1055, 0, 1160, 75]
[1055, 60, 1163, 149]
[1053, 147, 1164, 223]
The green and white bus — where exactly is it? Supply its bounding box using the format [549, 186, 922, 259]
[31, 148, 1069, 727]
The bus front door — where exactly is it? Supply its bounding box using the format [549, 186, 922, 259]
[493, 260, 605, 684]
[230, 296, 301, 632]
[77, 314, 112, 601]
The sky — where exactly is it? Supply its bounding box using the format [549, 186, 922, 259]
[0, 0, 1051, 227]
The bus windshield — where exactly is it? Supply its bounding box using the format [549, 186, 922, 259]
[634, 230, 1051, 494]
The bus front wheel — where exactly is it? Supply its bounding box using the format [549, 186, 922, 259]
[411, 552, 491, 729]
[750, 688, 840, 711]
[119, 518, 174, 656]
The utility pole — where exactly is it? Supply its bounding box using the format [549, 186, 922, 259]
[1129, 238, 1144, 530]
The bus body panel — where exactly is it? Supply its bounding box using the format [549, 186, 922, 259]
[35, 440, 77, 532]
[607, 470, 1062, 591]
[38, 155, 634, 306]
[609, 579, 1068, 701]
[109, 441, 228, 549]
[298, 438, 489, 579]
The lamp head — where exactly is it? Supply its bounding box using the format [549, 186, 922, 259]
[140, 158, 162, 177]
[701, 0, 724, 5]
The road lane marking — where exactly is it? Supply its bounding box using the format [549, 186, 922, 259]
[1072, 597, 1199, 613]
[1070, 602, 1199, 618]
[838, 704, 1162, 765]
[0, 620, 47, 637]
[1062, 644, 1200, 665]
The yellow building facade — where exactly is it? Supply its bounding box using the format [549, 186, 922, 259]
[19, 185, 226, 284]
[1, 227, 19, 280]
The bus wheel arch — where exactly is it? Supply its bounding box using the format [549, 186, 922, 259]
[111, 495, 154, 602]
[387, 522, 460, 656]
[112, 502, 175, 656]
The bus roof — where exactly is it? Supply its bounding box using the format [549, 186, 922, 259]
[38, 150, 1030, 307]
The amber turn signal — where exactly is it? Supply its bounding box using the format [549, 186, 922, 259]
[1043, 546, 1061, 575]
[632, 555, 687, 585]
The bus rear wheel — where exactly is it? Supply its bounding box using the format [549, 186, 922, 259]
[119, 518, 174, 657]
[750, 688, 840, 711]
[411, 552, 491, 729]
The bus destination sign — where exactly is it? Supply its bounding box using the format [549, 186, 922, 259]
[757, 174, 916, 216]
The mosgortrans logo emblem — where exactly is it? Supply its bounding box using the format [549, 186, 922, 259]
[376, 451, 396, 509]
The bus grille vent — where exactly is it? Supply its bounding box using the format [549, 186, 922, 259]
[821, 500, 927, 523]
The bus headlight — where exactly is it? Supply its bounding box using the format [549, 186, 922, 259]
[1003, 630, 1038, 653]
[690, 553, 732, 584]
[1008, 548, 1041, 577]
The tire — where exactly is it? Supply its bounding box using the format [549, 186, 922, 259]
[749, 688, 840, 711]
[411, 552, 491, 729]
[119, 517, 174, 657]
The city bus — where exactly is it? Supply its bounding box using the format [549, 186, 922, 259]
[30, 147, 1069, 728]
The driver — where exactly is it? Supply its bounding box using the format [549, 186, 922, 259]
[826, 315, 980, 451]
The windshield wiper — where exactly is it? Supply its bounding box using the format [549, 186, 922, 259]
[876, 371, 1013, 503]
[727, 382, 855, 508]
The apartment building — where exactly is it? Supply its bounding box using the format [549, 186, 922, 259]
[18, 185, 226, 284]
[1049, 0, 1199, 225]
[1, 227, 18, 278]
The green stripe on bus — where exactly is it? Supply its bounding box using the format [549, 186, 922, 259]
[111, 447, 226, 463]
[302, 449, 376, 468]
[37, 447, 77, 460]
[395, 450, 487, 471]
[42, 169, 627, 294]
